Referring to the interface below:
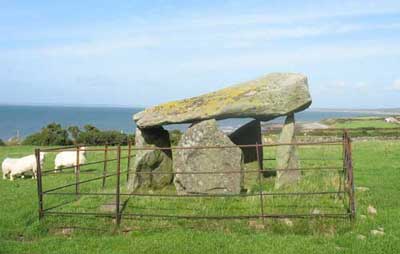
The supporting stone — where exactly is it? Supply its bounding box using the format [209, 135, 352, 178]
[228, 119, 263, 166]
[275, 113, 300, 189]
[173, 119, 244, 194]
[128, 126, 173, 190]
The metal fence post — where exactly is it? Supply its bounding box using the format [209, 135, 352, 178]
[343, 132, 349, 211]
[75, 146, 80, 197]
[337, 130, 346, 199]
[255, 142, 265, 224]
[102, 144, 108, 188]
[35, 148, 44, 220]
[342, 130, 346, 173]
[346, 133, 356, 220]
[126, 141, 132, 182]
[115, 145, 122, 226]
[33, 140, 355, 226]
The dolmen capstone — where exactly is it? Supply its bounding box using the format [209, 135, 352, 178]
[129, 72, 312, 192]
[134, 73, 311, 128]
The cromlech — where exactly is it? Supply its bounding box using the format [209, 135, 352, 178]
[128, 72, 312, 194]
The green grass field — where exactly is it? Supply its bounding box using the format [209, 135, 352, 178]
[322, 117, 400, 129]
[0, 140, 399, 254]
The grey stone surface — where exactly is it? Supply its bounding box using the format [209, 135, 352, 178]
[173, 119, 244, 194]
[228, 119, 263, 165]
[128, 126, 173, 190]
[275, 113, 300, 189]
[134, 73, 312, 128]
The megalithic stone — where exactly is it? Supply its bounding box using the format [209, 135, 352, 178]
[173, 119, 244, 194]
[134, 73, 312, 128]
[128, 126, 173, 190]
[228, 120, 263, 166]
[275, 113, 300, 189]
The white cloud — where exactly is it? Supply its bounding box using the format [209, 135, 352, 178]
[391, 79, 400, 91]
[3, 1, 400, 50]
[332, 81, 346, 88]
[1, 1, 400, 107]
[185, 2, 400, 28]
[38, 37, 160, 57]
[168, 42, 400, 73]
[3, 17, 400, 59]
[353, 81, 371, 94]
[355, 82, 367, 88]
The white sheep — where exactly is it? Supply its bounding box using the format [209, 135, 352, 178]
[54, 147, 87, 173]
[2, 153, 46, 181]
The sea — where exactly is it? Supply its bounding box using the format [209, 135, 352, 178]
[0, 105, 383, 140]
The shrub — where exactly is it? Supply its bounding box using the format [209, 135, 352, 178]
[98, 131, 131, 145]
[67, 126, 81, 144]
[127, 134, 135, 144]
[77, 130, 128, 145]
[23, 123, 135, 146]
[22, 123, 72, 146]
[0, 138, 5, 146]
[75, 125, 134, 145]
[75, 125, 100, 145]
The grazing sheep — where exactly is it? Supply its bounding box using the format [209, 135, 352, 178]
[2, 153, 46, 180]
[54, 147, 87, 173]
[385, 117, 400, 123]
[1, 159, 13, 179]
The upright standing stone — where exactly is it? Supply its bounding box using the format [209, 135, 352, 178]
[275, 113, 300, 188]
[174, 119, 244, 194]
[128, 126, 173, 190]
[228, 119, 263, 165]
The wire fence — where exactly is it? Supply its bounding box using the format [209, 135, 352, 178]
[34, 130, 355, 227]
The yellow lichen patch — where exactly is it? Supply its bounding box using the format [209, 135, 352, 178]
[154, 82, 261, 116]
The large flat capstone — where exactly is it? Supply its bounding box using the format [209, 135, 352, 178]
[173, 119, 244, 194]
[134, 73, 312, 128]
[128, 126, 173, 190]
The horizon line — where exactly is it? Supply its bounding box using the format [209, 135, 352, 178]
[0, 102, 398, 112]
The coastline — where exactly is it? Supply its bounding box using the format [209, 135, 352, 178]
[0, 105, 398, 140]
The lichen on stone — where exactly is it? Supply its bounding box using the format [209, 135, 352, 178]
[133, 72, 311, 129]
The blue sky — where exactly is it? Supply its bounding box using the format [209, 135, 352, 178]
[0, 0, 399, 108]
